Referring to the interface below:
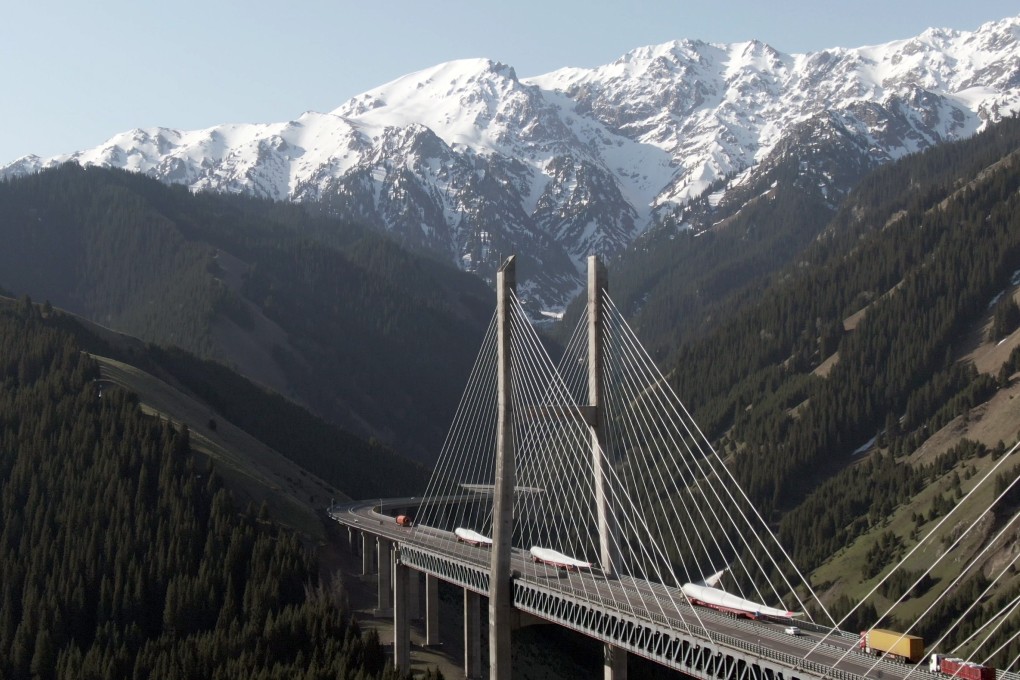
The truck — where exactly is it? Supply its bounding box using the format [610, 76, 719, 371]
[929, 654, 996, 680]
[859, 629, 925, 663]
[395, 515, 413, 527]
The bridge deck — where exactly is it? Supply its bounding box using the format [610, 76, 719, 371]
[330, 500, 940, 680]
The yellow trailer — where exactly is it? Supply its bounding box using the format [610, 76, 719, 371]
[859, 629, 925, 663]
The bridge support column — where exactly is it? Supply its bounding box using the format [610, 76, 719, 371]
[464, 589, 482, 680]
[349, 527, 358, 554]
[604, 644, 627, 680]
[377, 537, 392, 611]
[404, 568, 419, 619]
[393, 560, 410, 673]
[362, 533, 373, 575]
[425, 573, 440, 645]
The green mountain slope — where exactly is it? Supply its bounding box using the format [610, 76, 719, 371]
[664, 117, 1020, 514]
[636, 117, 1020, 664]
[0, 164, 494, 463]
[32, 300, 427, 506]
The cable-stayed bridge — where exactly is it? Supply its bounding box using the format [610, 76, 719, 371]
[330, 255, 1020, 680]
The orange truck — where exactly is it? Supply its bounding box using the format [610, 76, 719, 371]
[859, 629, 925, 663]
[395, 515, 413, 527]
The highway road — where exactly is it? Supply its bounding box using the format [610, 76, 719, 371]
[330, 498, 938, 680]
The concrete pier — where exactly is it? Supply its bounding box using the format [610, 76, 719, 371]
[393, 561, 410, 672]
[604, 645, 627, 680]
[426, 574, 441, 645]
[408, 568, 421, 619]
[362, 532, 373, 575]
[377, 537, 392, 611]
[464, 588, 482, 679]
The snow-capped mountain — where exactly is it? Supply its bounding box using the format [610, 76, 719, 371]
[5, 16, 1020, 311]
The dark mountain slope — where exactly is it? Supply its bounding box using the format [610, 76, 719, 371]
[0, 300, 403, 680]
[0, 296, 426, 531]
[0, 164, 494, 463]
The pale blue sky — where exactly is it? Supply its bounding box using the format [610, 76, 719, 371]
[2, 1, 1017, 164]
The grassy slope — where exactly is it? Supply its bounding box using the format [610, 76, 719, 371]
[810, 287, 1020, 628]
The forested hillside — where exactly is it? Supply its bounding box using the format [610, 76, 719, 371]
[634, 116, 1020, 663]
[666, 117, 1020, 515]
[0, 299, 426, 679]
[40, 310, 426, 501]
[0, 165, 494, 463]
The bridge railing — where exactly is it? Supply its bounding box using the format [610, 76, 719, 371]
[517, 572, 855, 680]
[350, 515, 942, 680]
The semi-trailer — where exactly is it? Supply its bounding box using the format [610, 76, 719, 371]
[929, 654, 996, 680]
[859, 629, 925, 663]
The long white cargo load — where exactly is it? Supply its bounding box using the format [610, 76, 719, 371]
[454, 527, 493, 545]
[529, 546, 592, 570]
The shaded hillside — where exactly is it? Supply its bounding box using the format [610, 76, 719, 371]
[0, 300, 413, 680]
[0, 164, 494, 463]
[26, 300, 427, 504]
[140, 344, 428, 501]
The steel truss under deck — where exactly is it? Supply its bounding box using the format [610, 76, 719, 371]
[396, 538, 870, 680]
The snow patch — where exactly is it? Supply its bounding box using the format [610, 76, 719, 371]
[853, 436, 877, 456]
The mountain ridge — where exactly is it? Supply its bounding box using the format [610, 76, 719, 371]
[4, 15, 1020, 312]
[0, 164, 494, 463]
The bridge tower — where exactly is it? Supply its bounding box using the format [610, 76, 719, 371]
[489, 255, 517, 680]
[588, 255, 628, 679]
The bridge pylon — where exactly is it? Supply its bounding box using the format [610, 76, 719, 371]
[489, 255, 517, 680]
[588, 255, 627, 680]
[330, 250, 876, 680]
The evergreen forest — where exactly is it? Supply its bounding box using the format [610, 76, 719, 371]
[0, 300, 435, 679]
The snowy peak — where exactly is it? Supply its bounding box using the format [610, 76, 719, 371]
[331, 59, 528, 150]
[332, 58, 519, 118]
[4, 14, 1020, 313]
